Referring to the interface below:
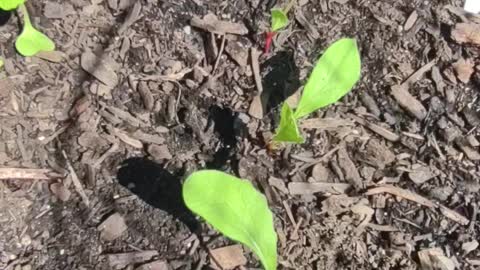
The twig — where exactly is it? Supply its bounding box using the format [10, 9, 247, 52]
[365, 185, 469, 225]
[62, 150, 90, 207]
[0, 168, 61, 180]
[212, 34, 226, 75]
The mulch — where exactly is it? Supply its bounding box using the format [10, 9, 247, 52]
[0, 0, 479, 269]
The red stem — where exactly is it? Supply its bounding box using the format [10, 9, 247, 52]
[264, 32, 276, 54]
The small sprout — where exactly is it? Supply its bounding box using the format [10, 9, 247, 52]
[183, 170, 277, 270]
[0, 58, 3, 68]
[15, 4, 55, 56]
[0, 0, 25, 10]
[265, 0, 296, 53]
[273, 38, 361, 143]
[270, 9, 288, 32]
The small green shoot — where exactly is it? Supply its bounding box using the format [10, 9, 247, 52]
[270, 9, 288, 32]
[265, 0, 296, 53]
[273, 38, 361, 143]
[0, 58, 4, 69]
[183, 170, 277, 270]
[0, 0, 25, 10]
[15, 4, 55, 56]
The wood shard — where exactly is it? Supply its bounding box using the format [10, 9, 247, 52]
[135, 260, 169, 270]
[452, 58, 475, 83]
[191, 13, 248, 35]
[209, 245, 247, 270]
[301, 118, 354, 130]
[288, 182, 351, 195]
[0, 168, 61, 180]
[451, 22, 480, 45]
[337, 148, 363, 190]
[366, 185, 469, 225]
[418, 248, 455, 270]
[103, 251, 159, 269]
[81, 51, 118, 87]
[391, 84, 427, 120]
[404, 10, 418, 31]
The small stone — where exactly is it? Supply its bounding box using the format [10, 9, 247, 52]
[209, 245, 247, 270]
[408, 164, 438, 184]
[462, 240, 478, 255]
[98, 213, 128, 241]
[50, 183, 71, 202]
[311, 163, 330, 182]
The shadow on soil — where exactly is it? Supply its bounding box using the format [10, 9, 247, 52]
[117, 157, 199, 232]
[260, 50, 301, 114]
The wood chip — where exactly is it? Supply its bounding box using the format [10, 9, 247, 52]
[118, 1, 142, 34]
[391, 84, 427, 120]
[138, 81, 155, 110]
[0, 168, 61, 180]
[455, 137, 480, 161]
[418, 248, 455, 270]
[209, 245, 247, 270]
[62, 150, 90, 207]
[35, 51, 64, 62]
[348, 114, 400, 142]
[112, 128, 143, 148]
[191, 13, 248, 35]
[300, 118, 354, 130]
[365, 185, 469, 225]
[268, 176, 288, 194]
[135, 260, 169, 270]
[337, 147, 363, 190]
[98, 213, 128, 241]
[404, 10, 418, 31]
[248, 48, 264, 119]
[147, 144, 172, 161]
[50, 182, 71, 202]
[131, 130, 165, 145]
[225, 39, 249, 67]
[452, 58, 475, 83]
[103, 251, 159, 269]
[462, 240, 479, 255]
[408, 165, 439, 185]
[288, 182, 351, 195]
[81, 51, 118, 87]
[451, 23, 480, 45]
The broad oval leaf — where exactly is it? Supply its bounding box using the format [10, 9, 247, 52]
[293, 38, 361, 119]
[183, 170, 277, 270]
[0, 0, 25, 10]
[271, 9, 288, 32]
[15, 4, 55, 57]
[272, 102, 304, 143]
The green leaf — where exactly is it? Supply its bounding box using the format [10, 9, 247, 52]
[272, 102, 304, 143]
[183, 170, 277, 270]
[15, 4, 55, 57]
[293, 38, 361, 119]
[271, 9, 288, 32]
[0, 0, 25, 10]
[0, 58, 4, 69]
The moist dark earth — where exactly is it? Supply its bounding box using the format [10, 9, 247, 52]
[1, 0, 480, 269]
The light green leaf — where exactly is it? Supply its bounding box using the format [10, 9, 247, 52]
[272, 102, 304, 143]
[271, 9, 288, 32]
[0, 58, 4, 69]
[0, 0, 25, 10]
[183, 170, 277, 270]
[293, 38, 361, 119]
[15, 4, 55, 57]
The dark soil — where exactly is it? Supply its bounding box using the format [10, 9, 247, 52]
[1, 0, 479, 269]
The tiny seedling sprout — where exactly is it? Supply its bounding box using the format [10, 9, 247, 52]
[272, 38, 362, 144]
[0, 0, 55, 57]
[183, 170, 277, 270]
[265, 0, 296, 53]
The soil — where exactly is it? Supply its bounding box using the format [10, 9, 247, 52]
[1, 0, 480, 269]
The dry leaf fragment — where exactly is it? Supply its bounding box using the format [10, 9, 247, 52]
[452, 58, 475, 83]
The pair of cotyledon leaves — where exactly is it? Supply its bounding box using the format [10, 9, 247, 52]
[0, 0, 55, 57]
[184, 39, 361, 270]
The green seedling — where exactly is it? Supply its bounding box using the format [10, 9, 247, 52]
[265, 0, 295, 53]
[0, 58, 4, 69]
[272, 38, 361, 143]
[183, 170, 277, 270]
[0, 0, 55, 57]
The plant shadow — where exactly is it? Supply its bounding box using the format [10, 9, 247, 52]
[261, 50, 301, 114]
[117, 157, 199, 232]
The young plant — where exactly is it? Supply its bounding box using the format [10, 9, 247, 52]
[272, 38, 361, 143]
[0, 0, 55, 57]
[183, 170, 277, 270]
[265, 0, 296, 53]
